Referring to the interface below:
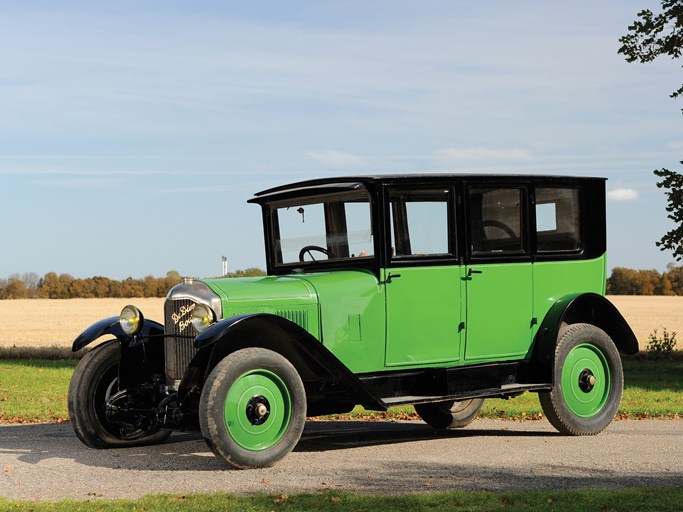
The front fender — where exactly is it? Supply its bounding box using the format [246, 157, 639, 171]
[180, 313, 384, 411]
[72, 316, 164, 351]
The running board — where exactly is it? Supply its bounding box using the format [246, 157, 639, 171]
[381, 383, 552, 407]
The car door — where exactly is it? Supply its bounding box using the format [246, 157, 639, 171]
[464, 184, 534, 362]
[384, 187, 463, 367]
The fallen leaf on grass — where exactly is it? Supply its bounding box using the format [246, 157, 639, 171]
[272, 495, 289, 504]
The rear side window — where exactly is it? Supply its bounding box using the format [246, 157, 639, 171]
[469, 187, 525, 255]
[535, 188, 581, 252]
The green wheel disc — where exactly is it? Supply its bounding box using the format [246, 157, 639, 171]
[224, 369, 292, 451]
[560, 343, 611, 418]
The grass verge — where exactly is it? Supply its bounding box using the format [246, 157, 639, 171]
[1, 487, 683, 511]
[1, 356, 681, 424]
[0, 359, 76, 423]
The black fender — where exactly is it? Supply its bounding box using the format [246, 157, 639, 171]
[179, 313, 384, 412]
[72, 315, 166, 390]
[72, 316, 165, 351]
[529, 292, 638, 382]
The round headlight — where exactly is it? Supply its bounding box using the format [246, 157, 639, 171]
[120, 305, 144, 335]
[191, 304, 215, 333]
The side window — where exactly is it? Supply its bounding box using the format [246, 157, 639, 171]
[536, 188, 581, 252]
[344, 201, 375, 257]
[390, 190, 451, 258]
[469, 187, 525, 254]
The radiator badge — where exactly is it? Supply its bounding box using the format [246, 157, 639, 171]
[172, 303, 197, 332]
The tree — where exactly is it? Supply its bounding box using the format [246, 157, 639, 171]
[619, 2, 683, 260]
[655, 167, 683, 260]
[2, 275, 28, 299]
[618, 0, 683, 106]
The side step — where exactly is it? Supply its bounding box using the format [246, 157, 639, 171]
[381, 383, 551, 407]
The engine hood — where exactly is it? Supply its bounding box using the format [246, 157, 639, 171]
[200, 275, 318, 306]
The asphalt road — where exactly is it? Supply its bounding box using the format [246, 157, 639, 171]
[1, 419, 682, 501]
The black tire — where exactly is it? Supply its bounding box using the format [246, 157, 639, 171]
[68, 340, 171, 448]
[414, 398, 485, 429]
[539, 323, 623, 436]
[199, 348, 306, 469]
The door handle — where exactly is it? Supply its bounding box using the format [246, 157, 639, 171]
[386, 273, 402, 283]
[467, 269, 483, 277]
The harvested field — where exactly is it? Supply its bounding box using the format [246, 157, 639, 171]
[607, 295, 683, 350]
[0, 296, 679, 351]
[0, 298, 164, 348]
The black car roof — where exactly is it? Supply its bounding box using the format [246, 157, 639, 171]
[249, 174, 606, 204]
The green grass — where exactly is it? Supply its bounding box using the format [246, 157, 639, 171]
[1, 356, 681, 424]
[1, 487, 683, 511]
[0, 359, 77, 423]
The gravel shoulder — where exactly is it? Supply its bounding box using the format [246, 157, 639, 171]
[1, 419, 682, 501]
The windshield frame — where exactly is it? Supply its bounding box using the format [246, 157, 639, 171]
[264, 188, 380, 274]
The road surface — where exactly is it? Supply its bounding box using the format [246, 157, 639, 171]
[1, 419, 682, 501]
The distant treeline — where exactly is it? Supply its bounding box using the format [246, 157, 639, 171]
[0, 268, 266, 299]
[1, 266, 679, 298]
[606, 265, 683, 296]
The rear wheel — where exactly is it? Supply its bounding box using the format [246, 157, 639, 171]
[68, 340, 171, 448]
[199, 348, 306, 469]
[539, 323, 623, 435]
[414, 398, 484, 429]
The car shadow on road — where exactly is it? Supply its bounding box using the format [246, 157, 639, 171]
[296, 420, 558, 452]
[2, 420, 558, 473]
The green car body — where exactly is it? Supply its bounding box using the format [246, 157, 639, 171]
[68, 174, 638, 469]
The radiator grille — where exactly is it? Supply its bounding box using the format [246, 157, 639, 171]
[164, 299, 200, 385]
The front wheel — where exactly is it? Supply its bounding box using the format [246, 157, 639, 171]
[414, 398, 484, 429]
[199, 348, 306, 469]
[539, 323, 623, 436]
[68, 340, 171, 448]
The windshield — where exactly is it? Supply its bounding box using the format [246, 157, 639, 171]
[271, 191, 374, 265]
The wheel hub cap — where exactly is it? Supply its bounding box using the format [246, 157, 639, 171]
[578, 369, 596, 393]
[224, 369, 292, 451]
[246, 395, 271, 425]
[561, 343, 611, 418]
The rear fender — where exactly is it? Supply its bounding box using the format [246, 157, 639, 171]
[179, 313, 384, 411]
[530, 292, 638, 382]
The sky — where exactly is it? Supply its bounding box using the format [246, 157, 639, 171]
[1, 1, 681, 280]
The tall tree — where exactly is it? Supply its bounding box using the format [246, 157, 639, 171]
[618, 0, 683, 106]
[619, 1, 683, 260]
[654, 167, 683, 260]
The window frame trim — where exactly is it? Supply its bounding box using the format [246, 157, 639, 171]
[533, 185, 584, 256]
[465, 183, 532, 264]
[384, 185, 459, 267]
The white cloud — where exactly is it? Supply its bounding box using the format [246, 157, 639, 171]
[306, 150, 366, 168]
[607, 188, 638, 201]
[438, 147, 533, 162]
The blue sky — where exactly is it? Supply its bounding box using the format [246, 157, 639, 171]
[1, 1, 680, 280]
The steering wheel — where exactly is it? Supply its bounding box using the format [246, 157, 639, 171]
[481, 220, 517, 239]
[299, 245, 336, 262]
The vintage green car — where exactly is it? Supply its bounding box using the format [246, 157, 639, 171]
[68, 174, 638, 468]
